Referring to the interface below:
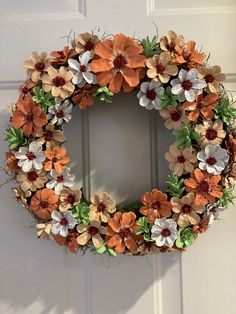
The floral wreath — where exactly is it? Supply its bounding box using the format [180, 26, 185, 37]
[4, 30, 236, 256]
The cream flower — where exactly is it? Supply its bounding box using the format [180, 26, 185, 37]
[59, 188, 82, 212]
[17, 169, 48, 192]
[198, 65, 225, 93]
[160, 30, 185, 54]
[171, 192, 205, 227]
[165, 144, 197, 176]
[195, 120, 226, 148]
[89, 192, 116, 222]
[23, 51, 50, 82]
[77, 220, 106, 248]
[36, 124, 65, 148]
[146, 52, 178, 83]
[74, 32, 99, 54]
[42, 66, 74, 99]
[159, 105, 188, 130]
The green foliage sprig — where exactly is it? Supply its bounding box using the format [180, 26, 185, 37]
[32, 87, 55, 112]
[71, 202, 90, 224]
[141, 36, 162, 58]
[160, 86, 178, 108]
[4, 127, 27, 149]
[220, 187, 235, 207]
[95, 243, 117, 256]
[175, 227, 196, 249]
[173, 123, 199, 148]
[166, 173, 185, 197]
[93, 87, 113, 103]
[135, 217, 153, 241]
[214, 97, 236, 125]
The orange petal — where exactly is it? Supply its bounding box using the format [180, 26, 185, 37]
[127, 55, 146, 68]
[194, 169, 205, 183]
[113, 33, 127, 51]
[122, 68, 139, 87]
[96, 70, 115, 86]
[94, 41, 113, 58]
[90, 58, 112, 73]
[109, 72, 123, 93]
[125, 237, 138, 253]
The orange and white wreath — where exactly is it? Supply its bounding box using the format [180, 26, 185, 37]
[4, 30, 236, 255]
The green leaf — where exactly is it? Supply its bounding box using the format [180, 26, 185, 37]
[214, 97, 236, 125]
[4, 127, 27, 149]
[173, 123, 199, 148]
[141, 36, 162, 58]
[160, 86, 178, 109]
[175, 227, 196, 249]
[32, 87, 55, 112]
[135, 217, 153, 241]
[166, 173, 185, 197]
[93, 87, 114, 103]
[71, 202, 90, 224]
[220, 187, 235, 207]
[95, 244, 117, 256]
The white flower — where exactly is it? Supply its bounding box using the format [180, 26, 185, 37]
[15, 142, 45, 172]
[170, 69, 206, 102]
[48, 99, 73, 125]
[51, 210, 77, 237]
[197, 144, 229, 175]
[68, 51, 96, 88]
[137, 80, 164, 110]
[46, 168, 75, 194]
[206, 201, 225, 225]
[151, 218, 178, 247]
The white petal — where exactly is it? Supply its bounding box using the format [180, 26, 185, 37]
[153, 98, 161, 110]
[187, 68, 198, 82]
[51, 210, 62, 221]
[139, 95, 150, 107]
[192, 79, 206, 90]
[83, 71, 95, 84]
[170, 78, 180, 87]
[179, 69, 187, 82]
[72, 72, 83, 85]
[32, 159, 43, 170]
[185, 89, 196, 102]
[171, 84, 183, 95]
[177, 91, 186, 102]
[68, 58, 80, 71]
[51, 222, 62, 235]
[79, 51, 91, 66]
[150, 80, 162, 89]
[199, 162, 207, 171]
[197, 150, 207, 161]
[140, 82, 150, 93]
[60, 226, 69, 237]
[22, 160, 33, 172]
[46, 180, 56, 189]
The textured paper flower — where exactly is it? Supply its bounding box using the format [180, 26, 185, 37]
[160, 30, 185, 54]
[59, 188, 81, 212]
[68, 51, 96, 87]
[206, 201, 225, 225]
[165, 144, 197, 176]
[30, 188, 58, 219]
[49, 46, 78, 65]
[71, 84, 97, 109]
[90, 33, 146, 93]
[225, 134, 236, 162]
[89, 192, 116, 223]
[46, 168, 75, 194]
[19, 80, 36, 99]
[44, 146, 70, 174]
[151, 218, 178, 247]
[106, 212, 140, 254]
[51, 210, 77, 237]
[171, 192, 205, 227]
[77, 220, 106, 248]
[184, 168, 223, 206]
[53, 231, 79, 253]
[137, 80, 164, 110]
[159, 105, 188, 130]
[12, 94, 47, 136]
[48, 99, 73, 125]
[74, 32, 99, 54]
[140, 189, 172, 223]
[195, 119, 226, 148]
[173, 41, 205, 68]
[42, 66, 74, 99]
[197, 145, 229, 175]
[183, 93, 218, 121]
[23, 51, 50, 82]
[5, 151, 18, 173]
[146, 52, 178, 83]
[17, 169, 48, 192]
[15, 142, 45, 172]
[36, 124, 65, 148]
[171, 68, 206, 102]
[137, 241, 160, 254]
[198, 65, 225, 93]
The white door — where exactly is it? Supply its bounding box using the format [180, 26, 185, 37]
[0, 1, 236, 314]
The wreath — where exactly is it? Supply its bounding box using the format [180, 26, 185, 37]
[4, 30, 236, 256]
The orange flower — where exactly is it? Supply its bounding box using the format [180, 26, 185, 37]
[173, 41, 205, 69]
[90, 33, 146, 93]
[72, 84, 98, 109]
[183, 93, 218, 121]
[140, 189, 172, 222]
[30, 188, 58, 219]
[44, 146, 70, 173]
[19, 80, 36, 99]
[49, 46, 78, 65]
[54, 231, 79, 253]
[11, 94, 47, 136]
[184, 168, 223, 206]
[106, 212, 140, 254]
[5, 151, 18, 172]
[226, 134, 236, 162]
[192, 215, 209, 234]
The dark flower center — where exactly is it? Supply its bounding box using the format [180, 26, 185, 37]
[84, 40, 94, 51]
[206, 156, 216, 165]
[52, 76, 66, 87]
[181, 79, 193, 91]
[60, 218, 68, 226]
[151, 200, 161, 209]
[198, 180, 209, 193]
[97, 203, 106, 212]
[22, 86, 29, 94]
[167, 42, 175, 51]
[177, 155, 185, 163]
[26, 152, 36, 160]
[40, 201, 49, 209]
[34, 62, 45, 72]
[57, 110, 65, 118]
[56, 175, 64, 183]
[113, 54, 127, 69]
[170, 111, 181, 121]
[89, 226, 99, 236]
[67, 194, 75, 204]
[27, 171, 38, 181]
[80, 65, 87, 73]
[209, 206, 216, 213]
[119, 228, 131, 239]
[181, 204, 191, 214]
[146, 89, 156, 101]
[205, 74, 214, 83]
[205, 128, 217, 140]
[161, 228, 171, 237]
[44, 130, 53, 141]
[26, 112, 34, 122]
[156, 63, 166, 74]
